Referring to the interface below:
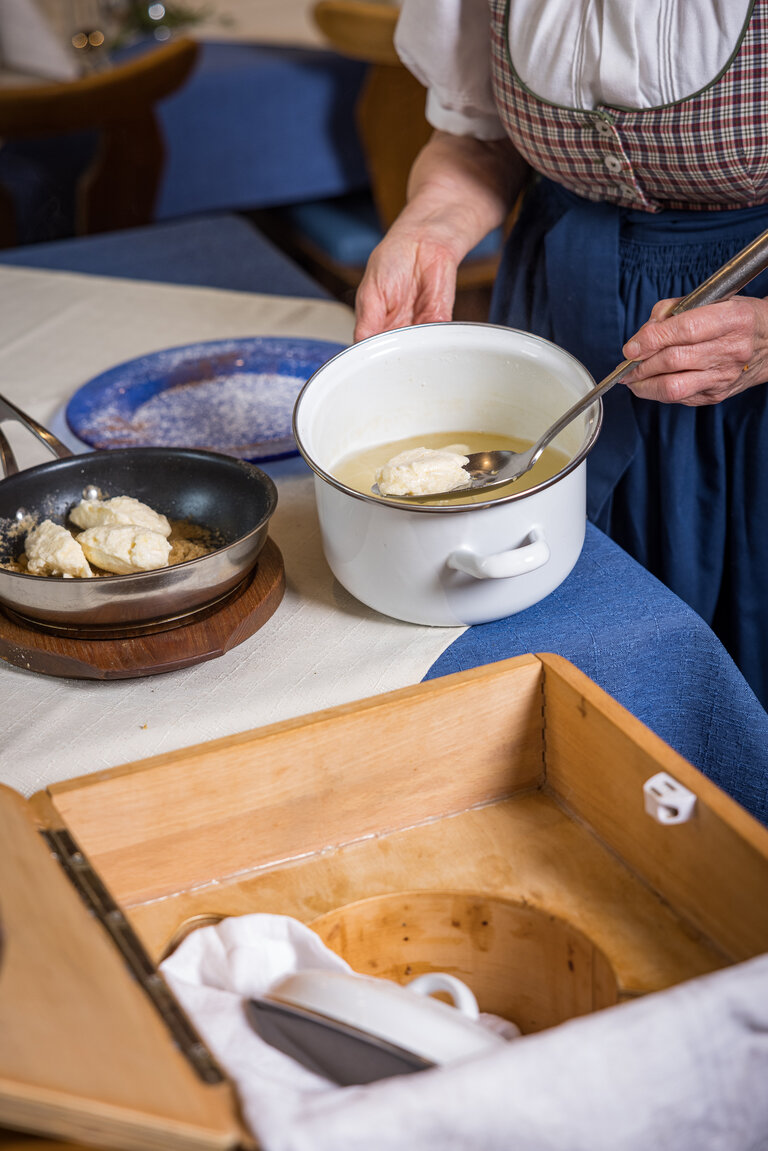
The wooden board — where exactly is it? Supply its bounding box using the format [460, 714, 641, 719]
[0, 538, 284, 680]
[0, 787, 247, 1151]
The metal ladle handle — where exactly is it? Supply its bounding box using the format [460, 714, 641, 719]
[0, 392, 73, 480]
[530, 225, 768, 463]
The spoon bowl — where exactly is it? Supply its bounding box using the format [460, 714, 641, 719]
[372, 446, 543, 500]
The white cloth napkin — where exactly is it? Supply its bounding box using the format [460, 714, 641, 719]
[159, 914, 516, 1133]
[161, 915, 768, 1151]
[159, 915, 350, 1131]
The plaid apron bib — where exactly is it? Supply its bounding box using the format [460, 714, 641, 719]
[488, 0, 766, 211]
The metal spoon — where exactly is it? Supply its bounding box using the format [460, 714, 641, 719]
[374, 225, 768, 501]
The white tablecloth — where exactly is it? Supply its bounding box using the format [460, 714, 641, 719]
[0, 267, 463, 796]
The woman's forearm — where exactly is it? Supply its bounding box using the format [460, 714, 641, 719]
[354, 130, 528, 340]
[399, 130, 530, 259]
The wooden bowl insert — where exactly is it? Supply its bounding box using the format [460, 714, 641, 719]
[312, 891, 619, 1034]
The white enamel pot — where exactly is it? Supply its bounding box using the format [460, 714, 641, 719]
[293, 322, 601, 626]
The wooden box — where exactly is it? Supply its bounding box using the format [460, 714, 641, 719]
[2, 653, 768, 1151]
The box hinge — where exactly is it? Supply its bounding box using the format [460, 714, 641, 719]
[41, 826, 225, 1086]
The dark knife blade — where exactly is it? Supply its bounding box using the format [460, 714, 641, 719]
[245, 996, 435, 1085]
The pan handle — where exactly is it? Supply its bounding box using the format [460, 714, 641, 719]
[0, 426, 19, 479]
[0, 392, 74, 471]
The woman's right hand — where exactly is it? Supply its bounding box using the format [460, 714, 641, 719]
[354, 223, 460, 342]
[352, 130, 528, 343]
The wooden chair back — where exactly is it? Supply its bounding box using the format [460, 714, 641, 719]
[313, 0, 435, 229]
[312, 0, 502, 306]
[0, 36, 198, 246]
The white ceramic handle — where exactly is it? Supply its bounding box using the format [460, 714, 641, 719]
[405, 972, 480, 1019]
[446, 527, 550, 580]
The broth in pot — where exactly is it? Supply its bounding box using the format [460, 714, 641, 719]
[333, 431, 569, 506]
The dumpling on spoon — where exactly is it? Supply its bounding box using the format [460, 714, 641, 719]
[375, 444, 470, 497]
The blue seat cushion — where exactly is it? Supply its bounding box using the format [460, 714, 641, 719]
[283, 191, 503, 268]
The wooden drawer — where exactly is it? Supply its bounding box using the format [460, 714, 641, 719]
[2, 654, 767, 1150]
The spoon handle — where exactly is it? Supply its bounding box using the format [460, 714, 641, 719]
[672, 225, 768, 312]
[530, 225, 768, 462]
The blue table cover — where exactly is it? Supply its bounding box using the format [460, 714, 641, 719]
[0, 213, 329, 298]
[425, 523, 768, 826]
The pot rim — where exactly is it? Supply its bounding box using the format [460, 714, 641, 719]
[293, 321, 603, 514]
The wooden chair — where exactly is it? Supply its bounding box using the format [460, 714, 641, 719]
[314, 0, 433, 234]
[269, 0, 504, 319]
[0, 36, 199, 248]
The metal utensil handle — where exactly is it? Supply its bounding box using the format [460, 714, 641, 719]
[0, 392, 73, 464]
[0, 425, 19, 478]
[670, 224, 768, 313]
[531, 225, 768, 461]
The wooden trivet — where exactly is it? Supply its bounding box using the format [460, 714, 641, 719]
[0, 537, 285, 680]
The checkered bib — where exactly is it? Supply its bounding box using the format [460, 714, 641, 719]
[489, 0, 768, 210]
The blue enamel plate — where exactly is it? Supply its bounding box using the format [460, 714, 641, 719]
[65, 336, 346, 462]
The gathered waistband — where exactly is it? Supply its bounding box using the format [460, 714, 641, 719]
[537, 178, 768, 287]
[543, 179, 768, 241]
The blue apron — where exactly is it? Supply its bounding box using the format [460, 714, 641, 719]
[490, 178, 768, 707]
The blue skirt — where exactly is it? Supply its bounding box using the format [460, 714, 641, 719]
[490, 179, 768, 707]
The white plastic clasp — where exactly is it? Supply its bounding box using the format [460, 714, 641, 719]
[643, 772, 697, 825]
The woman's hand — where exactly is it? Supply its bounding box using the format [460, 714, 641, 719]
[354, 225, 459, 342]
[354, 131, 528, 343]
[622, 295, 768, 405]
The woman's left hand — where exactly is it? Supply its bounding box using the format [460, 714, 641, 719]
[621, 295, 768, 405]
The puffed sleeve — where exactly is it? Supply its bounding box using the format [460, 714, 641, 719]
[394, 0, 507, 139]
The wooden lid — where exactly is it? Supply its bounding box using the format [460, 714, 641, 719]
[0, 786, 248, 1151]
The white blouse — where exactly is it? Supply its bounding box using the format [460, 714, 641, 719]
[394, 0, 753, 138]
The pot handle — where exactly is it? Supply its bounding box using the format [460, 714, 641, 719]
[447, 527, 550, 580]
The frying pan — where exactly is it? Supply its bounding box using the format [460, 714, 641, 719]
[0, 394, 278, 637]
